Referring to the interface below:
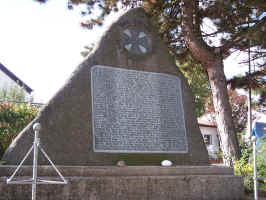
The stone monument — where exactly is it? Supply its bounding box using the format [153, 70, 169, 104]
[0, 8, 244, 200]
[3, 8, 209, 166]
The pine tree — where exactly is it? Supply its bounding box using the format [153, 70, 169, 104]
[35, 0, 266, 165]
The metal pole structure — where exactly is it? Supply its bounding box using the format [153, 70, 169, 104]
[6, 145, 34, 184]
[6, 122, 67, 200]
[32, 123, 41, 200]
[252, 136, 258, 200]
[246, 18, 257, 200]
[247, 25, 252, 140]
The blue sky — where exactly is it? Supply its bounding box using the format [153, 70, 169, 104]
[0, 0, 249, 103]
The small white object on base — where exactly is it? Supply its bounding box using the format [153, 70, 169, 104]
[161, 160, 173, 167]
[117, 160, 126, 167]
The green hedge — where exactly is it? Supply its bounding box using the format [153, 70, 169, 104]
[0, 102, 39, 158]
[234, 142, 266, 193]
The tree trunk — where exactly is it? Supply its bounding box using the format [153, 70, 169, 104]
[181, 0, 240, 165]
[206, 59, 241, 166]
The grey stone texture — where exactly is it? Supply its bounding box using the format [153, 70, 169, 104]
[3, 8, 209, 165]
[0, 166, 244, 200]
[91, 66, 188, 153]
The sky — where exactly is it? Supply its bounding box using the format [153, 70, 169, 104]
[0, 0, 250, 103]
[0, 0, 114, 103]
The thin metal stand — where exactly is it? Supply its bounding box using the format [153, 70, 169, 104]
[252, 136, 258, 200]
[6, 123, 67, 200]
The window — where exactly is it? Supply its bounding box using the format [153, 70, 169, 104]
[203, 135, 212, 145]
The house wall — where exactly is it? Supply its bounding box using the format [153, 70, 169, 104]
[199, 126, 220, 159]
[0, 69, 17, 89]
[0, 70, 31, 100]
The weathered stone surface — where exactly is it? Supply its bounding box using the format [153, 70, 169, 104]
[3, 8, 208, 165]
[0, 166, 244, 200]
[0, 165, 235, 177]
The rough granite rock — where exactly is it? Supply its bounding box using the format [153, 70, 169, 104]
[3, 8, 209, 166]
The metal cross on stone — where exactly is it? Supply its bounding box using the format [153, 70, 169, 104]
[122, 28, 150, 54]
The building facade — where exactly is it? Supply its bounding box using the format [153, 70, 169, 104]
[0, 62, 33, 101]
[198, 119, 220, 160]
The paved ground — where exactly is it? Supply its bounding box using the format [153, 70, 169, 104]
[245, 194, 266, 199]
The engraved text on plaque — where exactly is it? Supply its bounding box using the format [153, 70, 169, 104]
[91, 65, 188, 153]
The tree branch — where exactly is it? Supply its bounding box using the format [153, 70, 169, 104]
[181, 0, 217, 67]
[221, 16, 266, 55]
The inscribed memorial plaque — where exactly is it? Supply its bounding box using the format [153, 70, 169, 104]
[91, 65, 188, 153]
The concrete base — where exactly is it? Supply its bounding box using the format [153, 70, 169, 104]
[0, 165, 244, 200]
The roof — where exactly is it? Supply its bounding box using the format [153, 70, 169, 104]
[0, 62, 33, 94]
[198, 118, 217, 128]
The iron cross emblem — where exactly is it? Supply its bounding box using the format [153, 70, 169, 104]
[122, 28, 151, 55]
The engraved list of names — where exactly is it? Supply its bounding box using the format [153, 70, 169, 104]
[91, 65, 188, 153]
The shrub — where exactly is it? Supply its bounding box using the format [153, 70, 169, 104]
[234, 146, 254, 193]
[0, 102, 39, 158]
[256, 137, 266, 191]
[234, 140, 266, 193]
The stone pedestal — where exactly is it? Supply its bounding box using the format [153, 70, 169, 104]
[0, 165, 244, 200]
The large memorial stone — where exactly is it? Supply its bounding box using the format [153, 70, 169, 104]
[3, 8, 209, 165]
